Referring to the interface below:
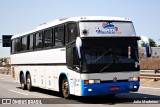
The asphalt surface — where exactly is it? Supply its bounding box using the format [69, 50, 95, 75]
[0, 74, 160, 107]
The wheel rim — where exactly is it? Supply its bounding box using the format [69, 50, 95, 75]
[62, 79, 69, 97]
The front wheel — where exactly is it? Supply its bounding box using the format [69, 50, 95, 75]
[61, 78, 70, 99]
[26, 74, 32, 91]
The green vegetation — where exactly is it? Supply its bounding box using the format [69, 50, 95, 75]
[141, 38, 157, 47]
[0, 58, 7, 62]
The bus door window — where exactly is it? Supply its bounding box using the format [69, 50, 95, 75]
[66, 45, 80, 71]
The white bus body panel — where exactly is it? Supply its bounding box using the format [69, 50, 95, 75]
[12, 65, 82, 96]
[11, 48, 66, 64]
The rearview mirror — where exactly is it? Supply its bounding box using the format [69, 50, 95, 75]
[145, 42, 152, 57]
[76, 37, 82, 59]
[140, 35, 152, 57]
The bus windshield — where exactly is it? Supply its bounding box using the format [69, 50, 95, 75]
[81, 37, 140, 73]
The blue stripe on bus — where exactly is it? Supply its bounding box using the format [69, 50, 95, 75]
[81, 80, 140, 96]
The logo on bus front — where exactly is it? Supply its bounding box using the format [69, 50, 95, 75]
[102, 22, 115, 29]
[96, 22, 122, 35]
[113, 77, 117, 82]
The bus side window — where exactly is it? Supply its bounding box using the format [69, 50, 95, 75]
[21, 36, 27, 51]
[44, 29, 52, 48]
[11, 40, 15, 54]
[54, 25, 65, 47]
[14, 39, 17, 53]
[16, 38, 21, 52]
[66, 23, 78, 44]
[35, 32, 43, 49]
[27, 34, 34, 51]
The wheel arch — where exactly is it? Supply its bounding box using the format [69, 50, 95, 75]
[59, 73, 70, 92]
[25, 71, 31, 82]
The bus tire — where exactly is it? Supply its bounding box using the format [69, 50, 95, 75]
[61, 78, 70, 99]
[26, 74, 32, 91]
[20, 74, 26, 90]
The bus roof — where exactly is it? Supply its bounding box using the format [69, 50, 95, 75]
[12, 16, 132, 39]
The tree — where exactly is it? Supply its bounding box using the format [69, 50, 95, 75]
[141, 38, 157, 47]
[0, 58, 7, 62]
[149, 38, 157, 47]
[141, 42, 145, 47]
[158, 45, 160, 47]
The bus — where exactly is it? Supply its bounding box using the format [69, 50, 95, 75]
[11, 16, 151, 98]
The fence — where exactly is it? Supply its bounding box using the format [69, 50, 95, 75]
[140, 70, 160, 81]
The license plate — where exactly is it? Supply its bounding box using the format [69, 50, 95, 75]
[110, 86, 120, 91]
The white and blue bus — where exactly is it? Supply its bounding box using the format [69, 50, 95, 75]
[11, 16, 151, 98]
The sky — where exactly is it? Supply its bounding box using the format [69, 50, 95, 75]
[0, 0, 160, 57]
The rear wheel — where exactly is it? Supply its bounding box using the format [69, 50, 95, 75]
[61, 78, 70, 99]
[26, 74, 32, 91]
[20, 74, 26, 90]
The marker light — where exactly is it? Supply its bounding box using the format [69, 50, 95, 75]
[129, 77, 140, 81]
[84, 80, 100, 84]
[94, 80, 101, 83]
[89, 80, 94, 84]
[84, 80, 89, 84]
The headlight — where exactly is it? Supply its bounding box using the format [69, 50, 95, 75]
[89, 80, 94, 84]
[129, 77, 140, 81]
[84, 80, 100, 84]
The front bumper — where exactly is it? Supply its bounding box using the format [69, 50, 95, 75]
[81, 81, 140, 96]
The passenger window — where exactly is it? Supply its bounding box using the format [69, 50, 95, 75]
[54, 25, 65, 46]
[28, 34, 34, 50]
[21, 36, 27, 51]
[44, 29, 52, 47]
[35, 32, 43, 49]
[17, 38, 21, 52]
[11, 40, 15, 53]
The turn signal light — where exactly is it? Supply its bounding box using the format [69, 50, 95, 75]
[84, 80, 100, 84]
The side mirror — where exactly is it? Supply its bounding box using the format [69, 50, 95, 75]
[145, 42, 152, 57]
[2, 35, 12, 47]
[76, 37, 82, 60]
[140, 35, 152, 57]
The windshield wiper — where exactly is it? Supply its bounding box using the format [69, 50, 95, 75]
[100, 59, 114, 72]
[88, 48, 111, 63]
[99, 48, 119, 72]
